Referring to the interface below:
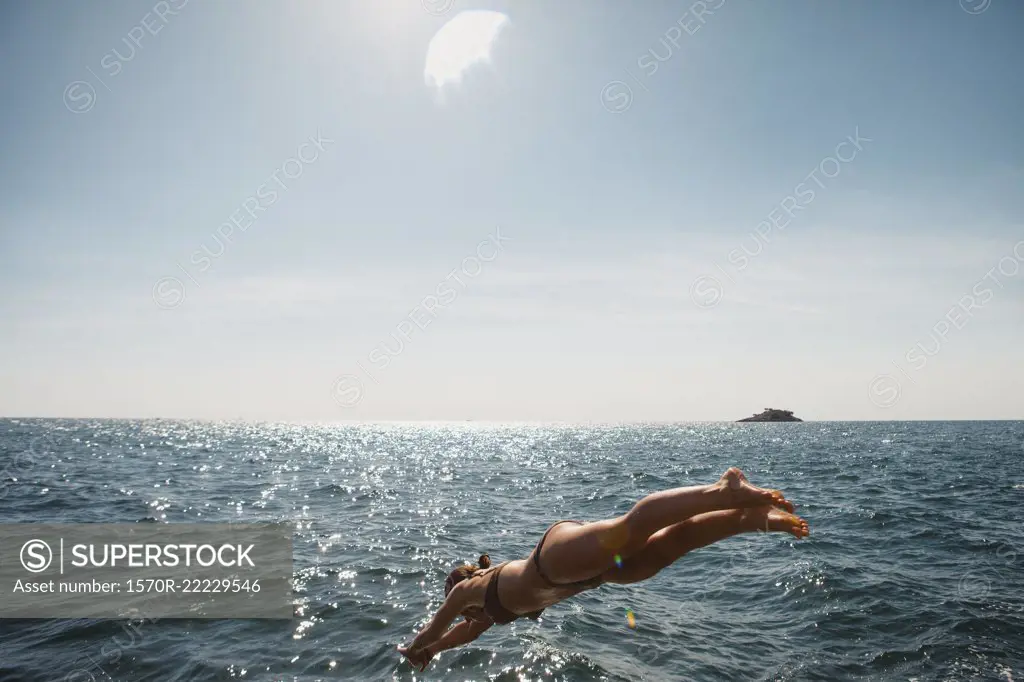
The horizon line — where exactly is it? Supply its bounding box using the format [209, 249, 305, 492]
[2, 416, 1022, 424]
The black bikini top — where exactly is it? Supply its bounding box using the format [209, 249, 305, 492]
[481, 562, 544, 624]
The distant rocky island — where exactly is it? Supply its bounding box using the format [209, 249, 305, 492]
[737, 408, 803, 422]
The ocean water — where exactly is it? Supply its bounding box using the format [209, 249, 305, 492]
[0, 419, 1022, 682]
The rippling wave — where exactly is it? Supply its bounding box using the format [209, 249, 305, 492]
[0, 419, 1021, 681]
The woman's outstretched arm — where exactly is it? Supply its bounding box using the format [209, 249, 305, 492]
[398, 620, 491, 671]
[428, 620, 492, 658]
[397, 582, 480, 667]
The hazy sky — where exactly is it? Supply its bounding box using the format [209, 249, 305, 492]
[1, 0, 1022, 421]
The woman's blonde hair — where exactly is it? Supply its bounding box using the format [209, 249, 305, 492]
[444, 554, 491, 596]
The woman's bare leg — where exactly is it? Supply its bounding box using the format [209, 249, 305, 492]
[536, 468, 792, 584]
[622, 468, 792, 542]
[602, 505, 810, 585]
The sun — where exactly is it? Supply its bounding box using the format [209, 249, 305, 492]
[424, 10, 509, 89]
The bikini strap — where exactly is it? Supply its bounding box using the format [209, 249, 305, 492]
[532, 521, 574, 584]
[482, 562, 520, 624]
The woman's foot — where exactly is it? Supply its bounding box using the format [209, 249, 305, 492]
[716, 467, 794, 512]
[742, 504, 810, 538]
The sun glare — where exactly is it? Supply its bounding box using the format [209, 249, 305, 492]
[424, 10, 509, 89]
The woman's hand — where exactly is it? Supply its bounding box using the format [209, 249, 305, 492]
[397, 643, 435, 671]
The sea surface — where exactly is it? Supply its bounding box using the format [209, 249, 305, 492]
[0, 419, 1022, 682]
